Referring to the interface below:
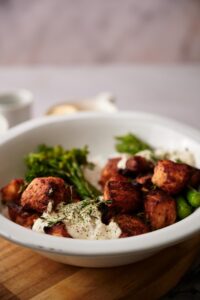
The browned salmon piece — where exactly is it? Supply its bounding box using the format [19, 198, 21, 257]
[120, 156, 153, 175]
[152, 160, 190, 194]
[135, 173, 153, 189]
[188, 167, 200, 188]
[104, 179, 142, 213]
[114, 214, 149, 238]
[99, 157, 121, 188]
[21, 177, 68, 213]
[8, 202, 38, 228]
[45, 223, 71, 237]
[144, 190, 176, 230]
[1, 178, 24, 204]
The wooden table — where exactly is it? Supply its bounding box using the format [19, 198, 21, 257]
[0, 235, 200, 300]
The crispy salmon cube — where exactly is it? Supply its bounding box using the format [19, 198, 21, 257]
[99, 157, 121, 188]
[1, 179, 24, 204]
[114, 214, 149, 238]
[45, 223, 71, 238]
[120, 156, 153, 175]
[144, 190, 177, 230]
[135, 174, 153, 188]
[106, 174, 130, 183]
[188, 167, 200, 188]
[104, 180, 142, 213]
[152, 160, 190, 194]
[21, 177, 68, 213]
[8, 202, 38, 228]
[99, 156, 150, 188]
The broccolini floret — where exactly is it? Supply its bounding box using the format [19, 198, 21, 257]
[25, 144, 101, 199]
[115, 133, 152, 155]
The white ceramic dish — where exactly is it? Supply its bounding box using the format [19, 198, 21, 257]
[0, 112, 199, 268]
[0, 89, 33, 127]
[0, 113, 8, 134]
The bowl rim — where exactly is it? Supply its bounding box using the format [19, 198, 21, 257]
[0, 111, 200, 256]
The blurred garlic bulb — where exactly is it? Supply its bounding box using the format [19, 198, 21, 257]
[46, 93, 117, 116]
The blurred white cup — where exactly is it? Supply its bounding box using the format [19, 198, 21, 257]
[0, 113, 9, 135]
[0, 89, 33, 128]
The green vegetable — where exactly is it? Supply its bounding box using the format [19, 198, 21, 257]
[115, 133, 152, 155]
[25, 144, 101, 199]
[186, 187, 200, 208]
[175, 158, 183, 163]
[176, 196, 192, 219]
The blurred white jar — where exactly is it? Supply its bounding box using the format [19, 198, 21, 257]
[0, 113, 8, 134]
[0, 89, 33, 128]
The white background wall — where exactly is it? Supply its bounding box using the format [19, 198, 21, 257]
[0, 0, 199, 65]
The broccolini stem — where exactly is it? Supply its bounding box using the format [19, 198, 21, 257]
[24, 144, 101, 199]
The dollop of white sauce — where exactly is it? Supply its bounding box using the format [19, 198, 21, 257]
[117, 150, 154, 170]
[46, 200, 53, 213]
[116, 148, 196, 169]
[135, 149, 155, 161]
[117, 154, 131, 169]
[32, 200, 55, 232]
[32, 218, 49, 233]
[32, 200, 121, 240]
[154, 148, 196, 166]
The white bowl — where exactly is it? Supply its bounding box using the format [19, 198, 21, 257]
[0, 112, 199, 267]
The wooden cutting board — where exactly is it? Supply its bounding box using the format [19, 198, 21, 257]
[0, 234, 200, 300]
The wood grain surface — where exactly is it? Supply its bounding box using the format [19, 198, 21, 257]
[0, 234, 200, 300]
